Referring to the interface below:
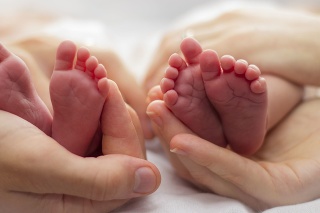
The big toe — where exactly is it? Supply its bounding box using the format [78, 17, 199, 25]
[200, 50, 221, 81]
[180, 37, 203, 65]
[54, 40, 77, 70]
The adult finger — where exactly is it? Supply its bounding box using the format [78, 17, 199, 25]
[146, 85, 163, 104]
[0, 112, 160, 201]
[170, 133, 276, 209]
[3, 141, 160, 200]
[117, 74, 154, 139]
[126, 85, 154, 139]
[101, 80, 145, 159]
[146, 101, 268, 209]
[146, 100, 251, 200]
[146, 100, 195, 180]
[126, 104, 146, 158]
[146, 100, 194, 143]
[0, 186, 128, 213]
[93, 49, 154, 139]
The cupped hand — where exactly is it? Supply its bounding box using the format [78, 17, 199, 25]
[11, 35, 154, 139]
[147, 93, 320, 211]
[0, 111, 160, 213]
[143, 6, 320, 91]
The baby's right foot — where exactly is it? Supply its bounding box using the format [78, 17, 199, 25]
[50, 41, 109, 156]
[160, 38, 226, 147]
[0, 43, 52, 135]
[200, 50, 268, 155]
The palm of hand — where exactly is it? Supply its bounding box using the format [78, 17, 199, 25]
[249, 99, 320, 209]
[162, 99, 320, 211]
[145, 7, 320, 209]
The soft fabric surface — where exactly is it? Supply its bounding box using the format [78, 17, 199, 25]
[1, 0, 320, 212]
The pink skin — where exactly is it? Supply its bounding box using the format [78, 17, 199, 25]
[0, 43, 52, 135]
[200, 49, 268, 155]
[161, 37, 268, 155]
[160, 39, 226, 147]
[50, 41, 109, 156]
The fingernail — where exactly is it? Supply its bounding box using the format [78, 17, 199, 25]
[170, 148, 187, 156]
[134, 167, 157, 194]
[146, 111, 163, 127]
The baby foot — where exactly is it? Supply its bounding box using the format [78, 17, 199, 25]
[50, 41, 109, 156]
[200, 50, 268, 155]
[0, 43, 52, 135]
[160, 38, 226, 147]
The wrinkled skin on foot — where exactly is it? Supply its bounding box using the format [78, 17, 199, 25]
[0, 41, 160, 213]
[0, 43, 52, 135]
[10, 35, 154, 139]
[50, 40, 109, 156]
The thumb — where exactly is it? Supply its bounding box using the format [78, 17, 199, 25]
[1, 123, 160, 201]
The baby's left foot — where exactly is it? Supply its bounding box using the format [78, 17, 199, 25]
[0, 43, 52, 135]
[50, 41, 109, 156]
[160, 38, 226, 147]
[201, 50, 268, 155]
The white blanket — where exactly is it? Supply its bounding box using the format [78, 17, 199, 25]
[1, 0, 320, 212]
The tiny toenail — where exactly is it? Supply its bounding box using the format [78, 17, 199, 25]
[249, 64, 258, 70]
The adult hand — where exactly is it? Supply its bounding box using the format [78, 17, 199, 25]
[143, 6, 320, 91]
[89, 49, 154, 139]
[0, 111, 160, 213]
[10, 35, 154, 139]
[147, 90, 320, 211]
